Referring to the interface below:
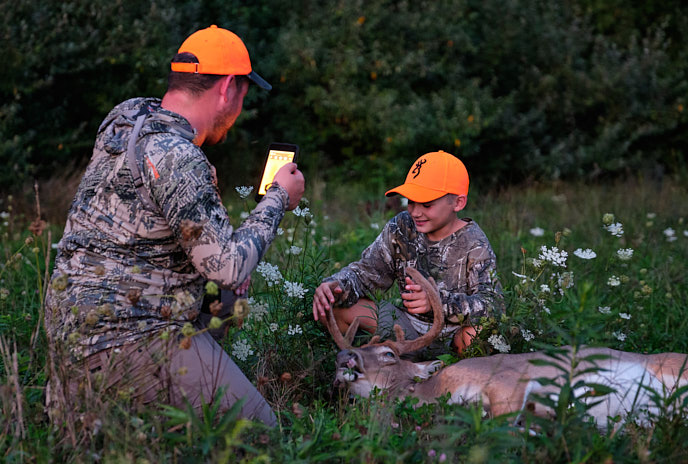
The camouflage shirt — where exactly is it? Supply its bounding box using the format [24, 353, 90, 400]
[325, 211, 502, 326]
[45, 97, 289, 360]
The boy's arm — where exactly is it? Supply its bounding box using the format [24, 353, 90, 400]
[323, 223, 398, 307]
[444, 245, 504, 325]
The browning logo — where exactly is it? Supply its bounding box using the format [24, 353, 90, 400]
[412, 159, 427, 178]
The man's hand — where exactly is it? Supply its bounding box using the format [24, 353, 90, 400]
[273, 162, 305, 211]
[401, 276, 430, 314]
[312, 281, 343, 321]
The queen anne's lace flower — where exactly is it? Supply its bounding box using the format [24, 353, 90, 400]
[573, 248, 597, 259]
[292, 206, 310, 217]
[231, 339, 254, 361]
[664, 228, 677, 242]
[616, 248, 634, 261]
[488, 334, 511, 353]
[605, 222, 624, 237]
[607, 275, 621, 287]
[529, 227, 545, 237]
[521, 329, 534, 342]
[288, 324, 303, 335]
[538, 246, 568, 267]
[598, 306, 612, 315]
[284, 281, 308, 299]
[257, 262, 283, 286]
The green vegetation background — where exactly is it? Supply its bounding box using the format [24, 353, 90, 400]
[2, 0, 687, 201]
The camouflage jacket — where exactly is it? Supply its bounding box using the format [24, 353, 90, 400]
[45, 97, 289, 360]
[325, 212, 502, 326]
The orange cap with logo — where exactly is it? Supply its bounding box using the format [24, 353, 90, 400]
[385, 151, 469, 202]
[170, 25, 271, 90]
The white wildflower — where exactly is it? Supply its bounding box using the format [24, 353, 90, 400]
[664, 228, 677, 242]
[684, 230, 688, 237]
[616, 248, 634, 261]
[269, 323, 278, 332]
[607, 275, 621, 287]
[573, 248, 597, 260]
[240, 211, 250, 220]
[370, 223, 380, 230]
[247, 297, 269, 321]
[619, 312, 631, 320]
[612, 331, 627, 342]
[0, 211, 9, 219]
[646, 212, 656, 219]
[488, 334, 511, 353]
[231, 339, 254, 361]
[521, 329, 534, 342]
[598, 306, 612, 315]
[604, 222, 624, 237]
[529, 227, 545, 237]
[531, 258, 543, 269]
[256, 262, 283, 287]
[286, 246, 302, 255]
[540, 284, 551, 293]
[538, 246, 567, 267]
[288, 324, 303, 336]
[235, 186, 253, 199]
[542, 306, 551, 314]
[284, 281, 308, 299]
[277, 228, 284, 236]
[292, 206, 310, 217]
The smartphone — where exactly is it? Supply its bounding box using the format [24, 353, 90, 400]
[255, 143, 299, 201]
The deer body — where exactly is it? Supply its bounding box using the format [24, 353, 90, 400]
[327, 268, 688, 431]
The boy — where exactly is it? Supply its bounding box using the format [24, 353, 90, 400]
[312, 151, 502, 353]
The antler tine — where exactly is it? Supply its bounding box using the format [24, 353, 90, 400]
[325, 305, 353, 350]
[395, 267, 445, 355]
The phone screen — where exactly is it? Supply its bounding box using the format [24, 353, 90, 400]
[256, 144, 298, 199]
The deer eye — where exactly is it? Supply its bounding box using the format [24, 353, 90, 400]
[384, 351, 395, 358]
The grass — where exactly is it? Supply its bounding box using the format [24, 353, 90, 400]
[1, 175, 688, 462]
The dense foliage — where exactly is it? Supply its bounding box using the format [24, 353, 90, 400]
[1, 0, 687, 193]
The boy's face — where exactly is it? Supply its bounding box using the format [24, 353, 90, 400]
[407, 194, 467, 241]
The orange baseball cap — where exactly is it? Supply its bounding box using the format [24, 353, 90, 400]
[170, 25, 271, 91]
[385, 151, 469, 202]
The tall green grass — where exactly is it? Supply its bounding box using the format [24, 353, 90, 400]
[1, 177, 687, 462]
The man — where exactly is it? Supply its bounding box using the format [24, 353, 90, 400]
[44, 25, 303, 426]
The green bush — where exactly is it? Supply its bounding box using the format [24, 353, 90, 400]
[1, 0, 687, 193]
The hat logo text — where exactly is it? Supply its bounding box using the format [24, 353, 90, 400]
[412, 159, 427, 179]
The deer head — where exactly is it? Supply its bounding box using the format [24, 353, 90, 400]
[325, 267, 445, 399]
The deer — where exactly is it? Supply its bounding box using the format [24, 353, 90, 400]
[325, 267, 688, 431]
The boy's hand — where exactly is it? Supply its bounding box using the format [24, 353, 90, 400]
[312, 281, 343, 321]
[401, 276, 430, 314]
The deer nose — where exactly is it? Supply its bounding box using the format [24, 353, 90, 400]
[336, 349, 358, 367]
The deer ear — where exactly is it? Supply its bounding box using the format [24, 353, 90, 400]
[412, 360, 444, 380]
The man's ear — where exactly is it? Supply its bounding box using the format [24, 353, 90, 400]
[453, 195, 468, 212]
[218, 75, 234, 102]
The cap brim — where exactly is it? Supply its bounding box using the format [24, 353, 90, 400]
[385, 184, 447, 203]
[247, 71, 272, 91]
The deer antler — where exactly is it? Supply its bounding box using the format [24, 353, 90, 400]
[391, 267, 445, 355]
[325, 301, 354, 350]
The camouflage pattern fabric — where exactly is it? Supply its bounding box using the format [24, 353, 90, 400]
[45, 97, 289, 361]
[324, 211, 503, 328]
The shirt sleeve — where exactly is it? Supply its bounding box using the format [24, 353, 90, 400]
[443, 243, 504, 325]
[150, 143, 288, 290]
[324, 221, 398, 307]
